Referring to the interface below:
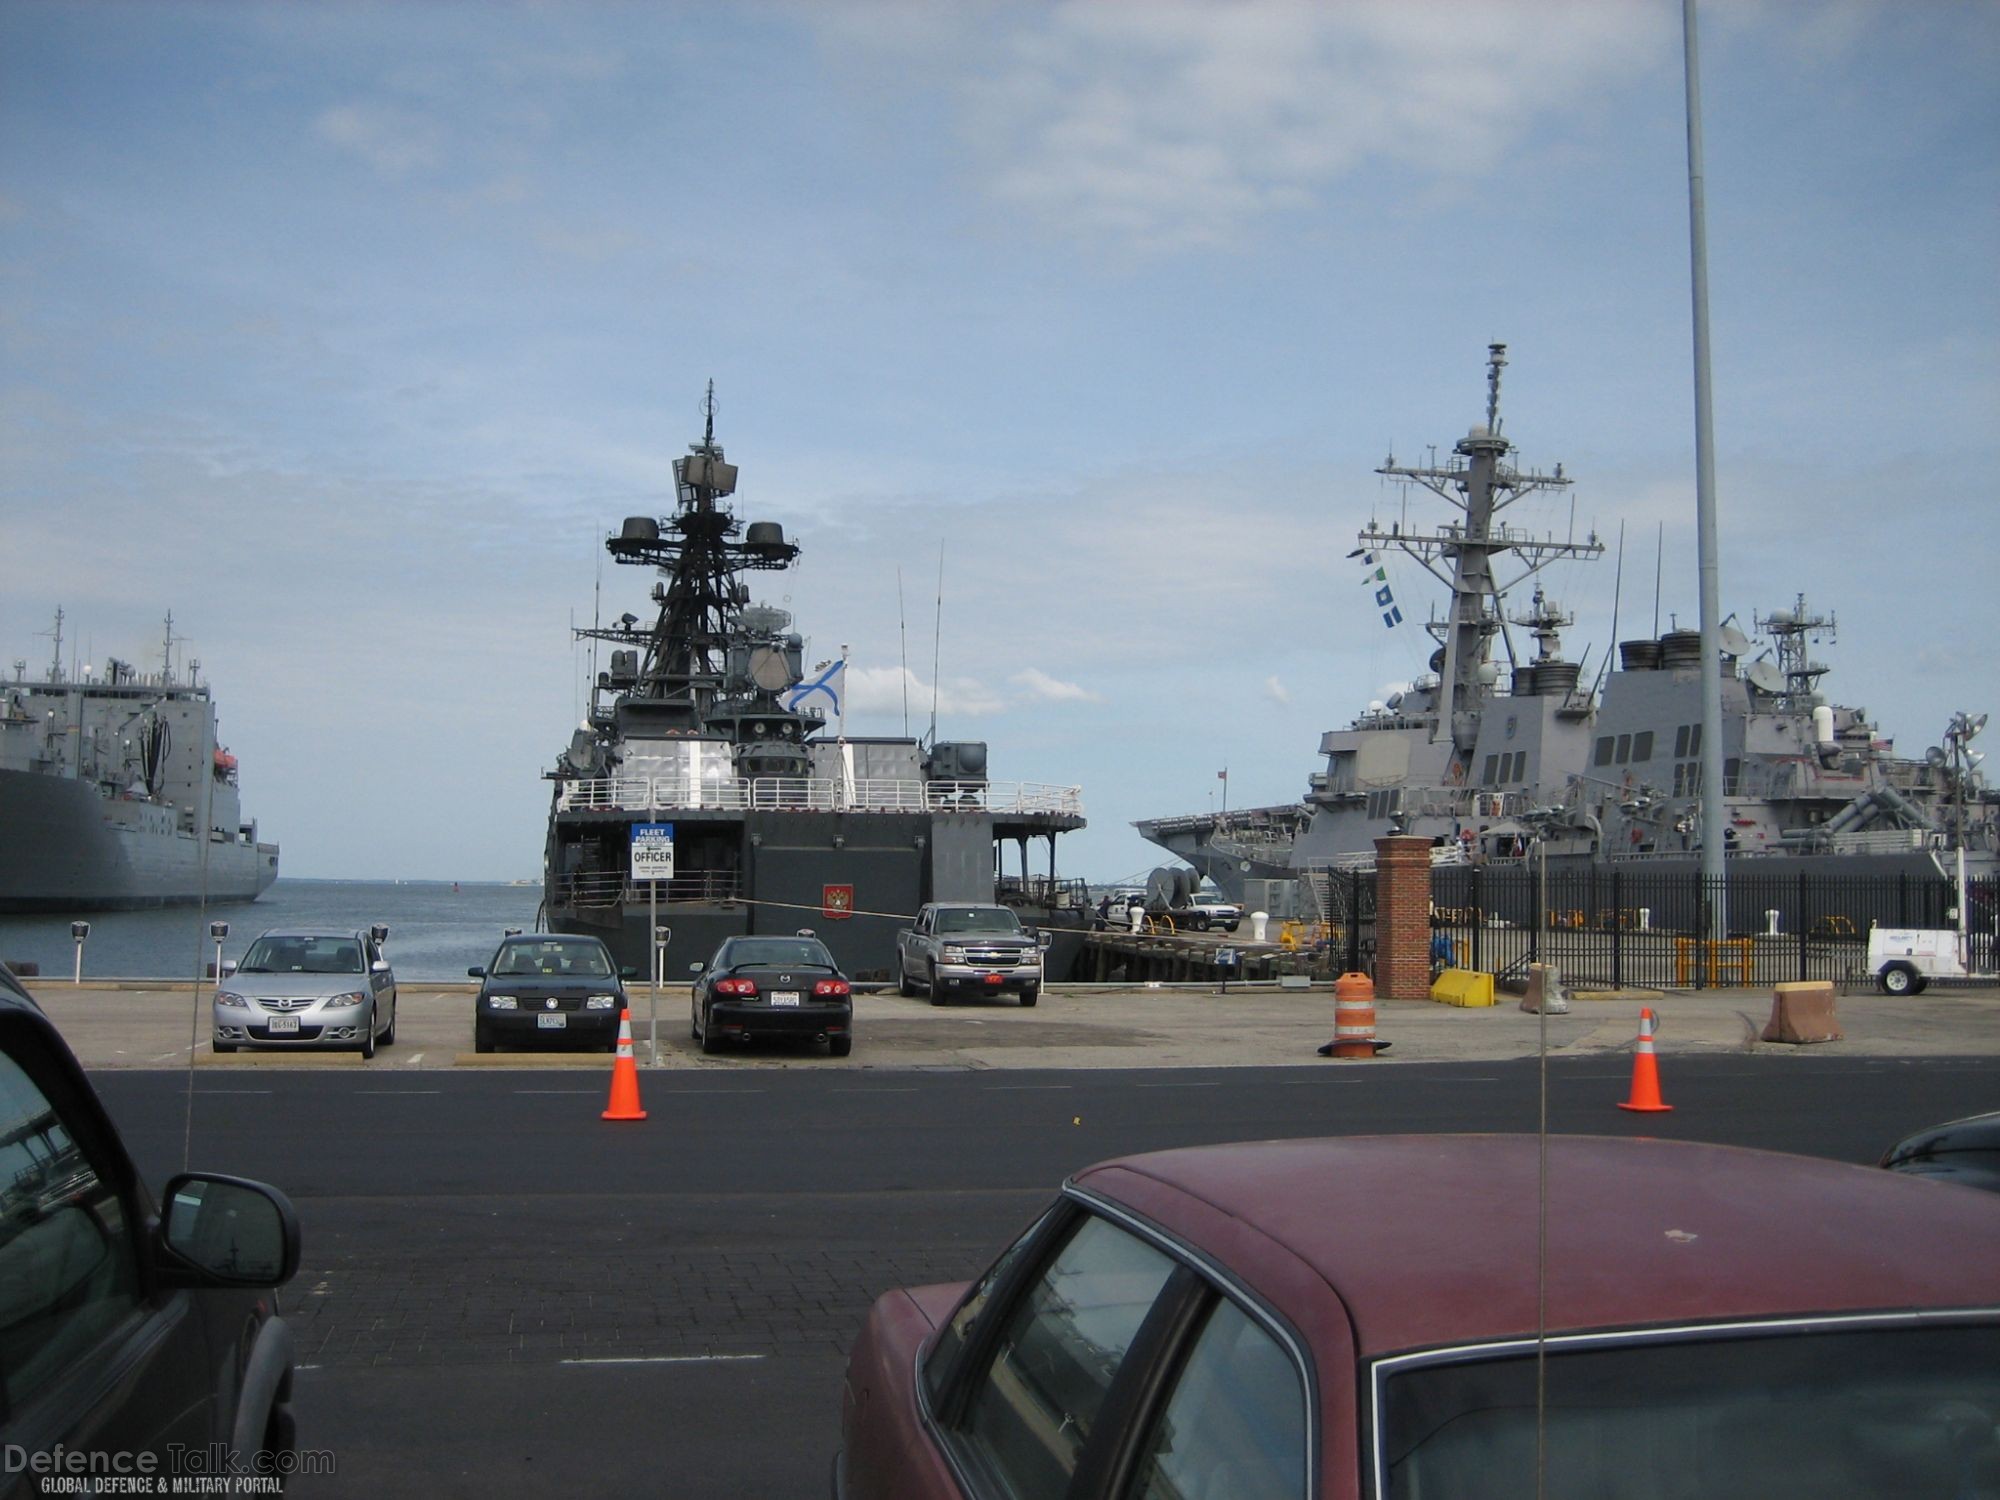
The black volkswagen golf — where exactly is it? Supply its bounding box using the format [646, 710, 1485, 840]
[689, 934, 854, 1057]
[469, 934, 636, 1052]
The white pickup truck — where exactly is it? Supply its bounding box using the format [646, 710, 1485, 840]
[897, 903, 1048, 1007]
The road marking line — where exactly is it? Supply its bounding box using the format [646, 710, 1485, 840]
[354, 1089, 443, 1095]
[407, 1053, 425, 1066]
[1134, 1081, 1223, 1088]
[197, 1089, 273, 1095]
[516, 1089, 598, 1095]
[831, 1087, 920, 1093]
[985, 1084, 1073, 1091]
[560, 1354, 767, 1366]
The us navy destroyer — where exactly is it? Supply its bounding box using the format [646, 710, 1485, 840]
[542, 389, 1087, 979]
[1139, 346, 1995, 898]
[0, 612, 279, 911]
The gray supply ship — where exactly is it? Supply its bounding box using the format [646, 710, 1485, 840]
[542, 389, 1088, 980]
[1140, 346, 1996, 899]
[0, 613, 280, 912]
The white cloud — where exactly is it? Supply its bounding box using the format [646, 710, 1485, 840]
[938, 0, 1669, 251]
[845, 665, 1006, 719]
[1011, 667, 1101, 704]
[314, 101, 447, 176]
[1264, 675, 1290, 705]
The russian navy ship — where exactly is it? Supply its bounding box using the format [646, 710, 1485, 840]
[542, 388, 1087, 980]
[1140, 346, 1996, 898]
[0, 612, 280, 911]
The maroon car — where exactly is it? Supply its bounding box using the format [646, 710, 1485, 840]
[838, 1135, 2000, 1498]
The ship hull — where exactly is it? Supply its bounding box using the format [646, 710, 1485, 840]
[0, 769, 279, 912]
[546, 804, 1085, 982]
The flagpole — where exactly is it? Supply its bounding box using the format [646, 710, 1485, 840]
[838, 643, 848, 742]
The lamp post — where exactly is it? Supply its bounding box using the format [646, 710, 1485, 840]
[71, 921, 90, 984]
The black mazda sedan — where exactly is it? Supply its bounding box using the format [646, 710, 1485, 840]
[469, 934, 636, 1052]
[689, 933, 853, 1057]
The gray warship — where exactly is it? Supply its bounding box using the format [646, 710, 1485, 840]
[542, 389, 1088, 979]
[1140, 346, 1996, 899]
[0, 612, 280, 912]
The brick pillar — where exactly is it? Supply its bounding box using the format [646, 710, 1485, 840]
[1374, 836, 1434, 1000]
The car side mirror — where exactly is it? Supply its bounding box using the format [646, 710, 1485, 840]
[221, 959, 238, 977]
[156, 1173, 301, 1289]
[468, 966, 486, 978]
[370, 959, 391, 973]
[620, 966, 639, 980]
[1037, 930, 1053, 950]
[688, 961, 706, 974]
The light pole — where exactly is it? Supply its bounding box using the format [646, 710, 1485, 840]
[71, 921, 89, 984]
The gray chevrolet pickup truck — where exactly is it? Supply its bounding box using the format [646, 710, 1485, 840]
[896, 903, 1048, 1006]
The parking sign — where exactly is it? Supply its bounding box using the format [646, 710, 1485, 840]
[630, 823, 675, 882]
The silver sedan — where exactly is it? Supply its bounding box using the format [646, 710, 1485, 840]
[212, 926, 398, 1058]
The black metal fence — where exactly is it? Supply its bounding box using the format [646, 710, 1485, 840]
[1425, 867, 1997, 990]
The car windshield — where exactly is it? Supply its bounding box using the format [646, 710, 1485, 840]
[1379, 1323, 1999, 1498]
[936, 908, 1023, 935]
[239, 937, 364, 974]
[724, 940, 834, 969]
[496, 941, 613, 978]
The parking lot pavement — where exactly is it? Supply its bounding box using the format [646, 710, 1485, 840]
[27, 977, 2000, 1071]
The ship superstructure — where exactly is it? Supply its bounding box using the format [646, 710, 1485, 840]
[0, 611, 279, 911]
[1139, 346, 1995, 894]
[542, 389, 1086, 978]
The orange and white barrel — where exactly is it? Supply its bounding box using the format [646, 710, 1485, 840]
[1333, 971, 1379, 1058]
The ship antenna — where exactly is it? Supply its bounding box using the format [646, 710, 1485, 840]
[1486, 342, 1507, 433]
[928, 540, 944, 748]
[897, 566, 910, 738]
[702, 378, 717, 451]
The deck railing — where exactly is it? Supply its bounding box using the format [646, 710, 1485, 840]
[554, 775, 1082, 818]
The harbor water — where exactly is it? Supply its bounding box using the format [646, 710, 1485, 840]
[0, 879, 543, 982]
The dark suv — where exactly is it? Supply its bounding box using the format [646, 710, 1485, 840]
[0, 965, 301, 1492]
[469, 934, 636, 1052]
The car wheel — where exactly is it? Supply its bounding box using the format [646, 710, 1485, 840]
[898, 968, 916, 998]
[380, 1001, 397, 1046]
[928, 963, 946, 1007]
[359, 1010, 376, 1059]
[1223, 920, 1241, 933]
[699, 1007, 723, 1055]
[212, 1038, 237, 1054]
[1879, 962, 1918, 996]
[474, 1021, 494, 1054]
[1020, 987, 1039, 1008]
[1189, 913, 1211, 932]
[829, 1034, 853, 1058]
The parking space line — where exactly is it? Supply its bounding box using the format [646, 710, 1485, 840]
[355, 1089, 443, 1095]
[1134, 1081, 1223, 1088]
[560, 1354, 767, 1366]
[515, 1089, 598, 1095]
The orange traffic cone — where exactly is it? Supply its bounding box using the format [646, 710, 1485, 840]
[1617, 1006, 1673, 1113]
[601, 1009, 648, 1121]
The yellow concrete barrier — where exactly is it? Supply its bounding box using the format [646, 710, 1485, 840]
[1430, 968, 1496, 1007]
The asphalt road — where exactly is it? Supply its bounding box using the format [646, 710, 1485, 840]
[92, 1056, 2000, 1499]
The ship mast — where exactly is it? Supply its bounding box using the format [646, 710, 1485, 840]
[581, 383, 801, 728]
[1366, 345, 1601, 756]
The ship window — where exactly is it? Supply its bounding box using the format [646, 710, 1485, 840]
[1511, 752, 1527, 782]
[1673, 764, 1686, 798]
[1690, 723, 1703, 756]
[1674, 725, 1691, 758]
[1633, 731, 1654, 762]
[1594, 738, 1614, 768]
[1484, 755, 1501, 783]
[1725, 758, 1741, 795]
[1615, 734, 1632, 766]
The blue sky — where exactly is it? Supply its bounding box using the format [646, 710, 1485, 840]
[3, 1, 1995, 882]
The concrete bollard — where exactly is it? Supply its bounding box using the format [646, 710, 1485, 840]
[1519, 962, 1570, 1015]
[1250, 911, 1269, 942]
[1760, 981, 1842, 1044]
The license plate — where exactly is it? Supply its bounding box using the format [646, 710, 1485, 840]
[770, 992, 801, 1007]
[266, 1015, 300, 1034]
[536, 1013, 567, 1029]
